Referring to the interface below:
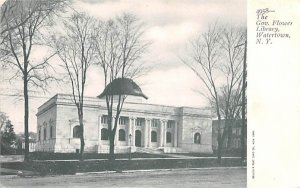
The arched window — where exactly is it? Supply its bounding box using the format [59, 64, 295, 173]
[101, 128, 109, 140]
[194, 132, 201, 144]
[49, 119, 54, 139]
[119, 129, 126, 141]
[73, 125, 80, 138]
[44, 127, 47, 140]
[50, 126, 53, 139]
[38, 129, 41, 141]
[151, 131, 157, 142]
[166, 132, 172, 143]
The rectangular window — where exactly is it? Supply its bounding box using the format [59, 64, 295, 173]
[101, 115, 108, 124]
[151, 119, 159, 127]
[119, 116, 128, 125]
[232, 128, 236, 135]
[238, 128, 242, 136]
[136, 118, 142, 126]
[167, 120, 174, 129]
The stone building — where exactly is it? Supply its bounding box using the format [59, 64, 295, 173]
[35, 94, 213, 154]
[212, 119, 247, 153]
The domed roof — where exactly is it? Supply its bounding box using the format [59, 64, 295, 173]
[97, 78, 148, 99]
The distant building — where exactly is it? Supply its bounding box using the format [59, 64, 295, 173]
[212, 119, 247, 153]
[21, 136, 36, 152]
[35, 94, 213, 154]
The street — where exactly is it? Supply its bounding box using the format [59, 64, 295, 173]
[0, 167, 246, 188]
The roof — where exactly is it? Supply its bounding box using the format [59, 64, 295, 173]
[97, 78, 148, 99]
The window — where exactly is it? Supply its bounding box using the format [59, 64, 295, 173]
[44, 127, 47, 140]
[119, 129, 126, 141]
[73, 126, 80, 138]
[194, 132, 201, 144]
[136, 118, 143, 126]
[119, 116, 128, 125]
[50, 126, 53, 139]
[151, 119, 159, 127]
[49, 119, 54, 139]
[167, 120, 174, 129]
[151, 131, 157, 142]
[101, 115, 108, 124]
[237, 128, 242, 136]
[38, 129, 41, 141]
[101, 128, 109, 140]
[166, 132, 172, 143]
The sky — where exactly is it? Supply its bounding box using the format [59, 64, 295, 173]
[0, 0, 246, 133]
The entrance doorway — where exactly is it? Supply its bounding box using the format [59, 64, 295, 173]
[135, 130, 142, 147]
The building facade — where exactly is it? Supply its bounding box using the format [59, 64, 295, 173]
[35, 94, 213, 154]
[212, 120, 247, 154]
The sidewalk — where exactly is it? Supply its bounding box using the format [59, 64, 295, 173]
[0, 154, 241, 162]
[75, 166, 247, 175]
[0, 155, 24, 163]
[0, 168, 36, 176]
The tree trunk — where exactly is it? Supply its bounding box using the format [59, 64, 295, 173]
[217, 130, 222, 164]
[24, 74, 29, 161]
[109, 132, 115, 161]
[79, 111, 85, 161]
[241, 41, 247, 162]
[216, 111, 223, 164]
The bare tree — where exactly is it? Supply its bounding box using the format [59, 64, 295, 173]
[0, 112, 8, 130]
[0, 0, 68, 161]
[182, 23, 246, 163]
[94, 13, 149, 160]
[53, 12, 96, 161]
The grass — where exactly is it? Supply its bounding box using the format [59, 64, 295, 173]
[1, 157, 245, 176]
[1, 152, 246, 176]
[28, 152, 169, 160]
[172, 151, 243, 157]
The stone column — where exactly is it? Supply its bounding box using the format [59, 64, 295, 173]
[143, 118, 148, 147]
[159, 120, 165, 147]
[147, 119, 152, 147]
[127, 118, 132, 146]
[174, 121, 178, 147]
[98, 115, 102, 145]
[162, 120, 167, 147]
[130, 117, 136, 146]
